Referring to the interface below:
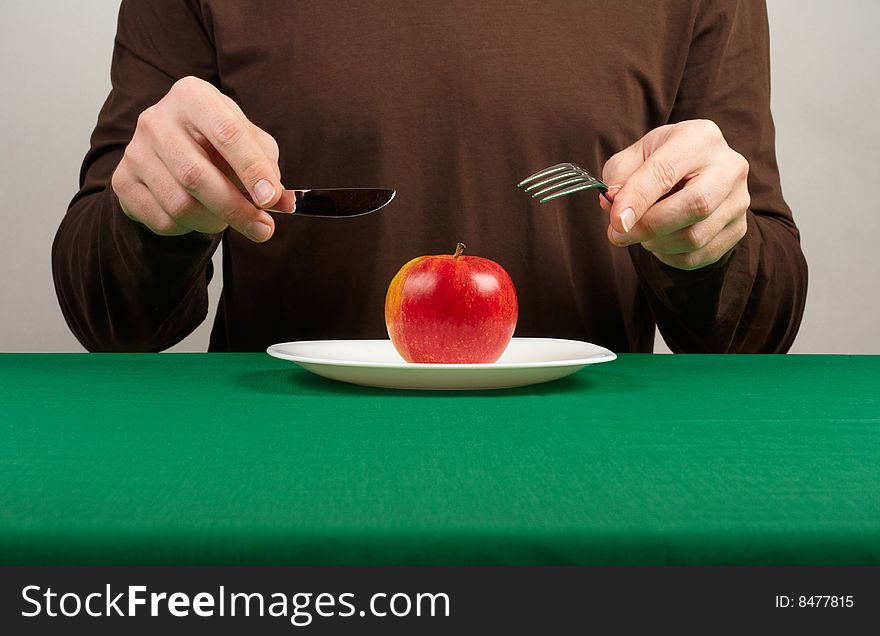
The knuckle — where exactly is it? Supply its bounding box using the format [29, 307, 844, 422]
[736, 214, 749, 239]
[682, 224, 708, 250]
[695, 118, 722, 139]
[121, 140, 148, 170]
[603, 152, 623, 178]
[240, 158, 269, 187]
[150, 214, 182, 236]
[264, 133, 280, 161]
[120, 144, 135, 166]
[732, 152, 750, 179]
[650, 158, 679, 192]
[171, 75, 202, 97]
[213, 118, 244, 148]
[110, 165, 128, 194]
[220, 208, 242, 230]
[164, 192, 196, 219]
[224, 203, 261, 232]
[677, 251, 703, 271]
[136, 107, 158, 133]
[175, 159, 205, 190]
[689, 189, 713, 220]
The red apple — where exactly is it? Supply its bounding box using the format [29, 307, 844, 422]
[385, 243, 518, 363]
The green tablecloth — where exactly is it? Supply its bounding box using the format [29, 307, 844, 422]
[1, 353, 878, 565]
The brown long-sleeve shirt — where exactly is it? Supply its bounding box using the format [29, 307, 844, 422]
[53, 0, 807, 353]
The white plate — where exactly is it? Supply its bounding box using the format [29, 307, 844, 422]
[266, 338, 616, 390]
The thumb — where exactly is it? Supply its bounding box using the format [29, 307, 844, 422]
[601, 141, 645, 218]
[604, 124, 679, 232]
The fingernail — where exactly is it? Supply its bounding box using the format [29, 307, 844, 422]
[254, 179, 276, 206]
[620, 208, 636, 233]
[246, 221, 272, 242]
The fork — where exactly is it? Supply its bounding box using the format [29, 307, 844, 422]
[517, 163, 610, 203]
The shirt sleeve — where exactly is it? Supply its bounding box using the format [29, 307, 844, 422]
[51, 0, 222, 352]
[630, 0, 808, 353]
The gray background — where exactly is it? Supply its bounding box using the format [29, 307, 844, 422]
[1, 1, 877, 353]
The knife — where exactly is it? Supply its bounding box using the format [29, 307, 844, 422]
[258, 188, 396, 218]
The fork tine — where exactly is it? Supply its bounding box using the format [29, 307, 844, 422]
[530, 176, 588, 198]
[523, 170, 579, 192]
[519, 162, 610, 203]
[539, 181, 608, 203]
[517, 163, 573, 187]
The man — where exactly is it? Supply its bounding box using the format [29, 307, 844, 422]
[52, 0, 807, 353]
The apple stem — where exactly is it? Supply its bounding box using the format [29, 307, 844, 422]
[454, 243, 465, 259]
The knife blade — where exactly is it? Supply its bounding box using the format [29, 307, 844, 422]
[265, 188, 396, 217]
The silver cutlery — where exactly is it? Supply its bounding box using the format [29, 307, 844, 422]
[249, 188, 396, 217]
[517, 163, 609, 203]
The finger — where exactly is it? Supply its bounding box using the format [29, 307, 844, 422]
[172, 81, 283, 209]
[231, 119, 289, 210]
[191, 129, 278, 186]
[601, 124, 680, 213]
[153, 128, 276, 241]
[115, 149, 193, 235]
[600, 144, 645, 216]
[650, 213, 748, 271]
[205, 146, 243, 188]
[111, 161, 139, 221]
[601, 125, 677, 187]
[218, 93, 282, 161]
[639, 194, 746, 255]
[126, 141, 230, 235]
[204, 125, 288, 212]
[273, 188, 297, 213]
[253, 127, 282, 180]
[205, 127, 282, 189]
[608, 164, 740, 246]
[610, 123, 718, 234]
[119, 180, 190, 236]
[212, 97, 283, 183]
